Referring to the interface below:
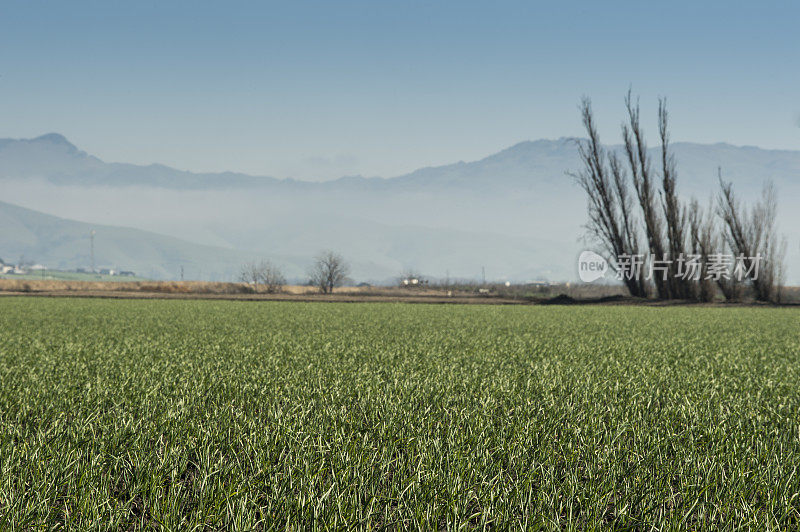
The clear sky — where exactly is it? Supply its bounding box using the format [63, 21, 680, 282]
[1, 0, 798, 181]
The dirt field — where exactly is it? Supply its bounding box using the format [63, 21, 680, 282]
[1, 278, 796, 306]
[0, 279, 524, 305]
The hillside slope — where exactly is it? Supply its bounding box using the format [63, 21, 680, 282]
[0, 201, 268, 280]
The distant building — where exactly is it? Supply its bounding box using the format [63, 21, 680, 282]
[119, 271, 136, 277]
[400, 277, 426, 288]
[99, 268, 117, 276]
[525, 280, 550, 287]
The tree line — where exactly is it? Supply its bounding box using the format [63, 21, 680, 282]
[239, 97, 788, 303]
[239, 250, 350, 294]
[573, 92, 786, 302]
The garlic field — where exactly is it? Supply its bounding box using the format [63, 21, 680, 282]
[1, 298, 799, 529]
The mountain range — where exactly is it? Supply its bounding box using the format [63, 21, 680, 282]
[1, 133, 798, 283]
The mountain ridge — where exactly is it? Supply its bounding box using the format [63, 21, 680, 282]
[2, 133, 799, 190]
[2, 133, 799, 282]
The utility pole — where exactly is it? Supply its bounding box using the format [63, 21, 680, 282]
[180, 265, 184, 281]
[90, 230, 96, 273]
[482, 266, 486, 286]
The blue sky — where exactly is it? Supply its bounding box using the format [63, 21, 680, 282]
[1, 0, 798, 180]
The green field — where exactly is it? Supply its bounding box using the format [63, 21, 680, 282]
[1, 298, 799, 529]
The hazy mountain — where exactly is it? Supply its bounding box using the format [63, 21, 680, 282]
[0, 133, 281, 189]
[3, 134, 799, 193]
[1, 134, 798, 282]
[0, 200, 567, 283]
[0, 200, 269, 280]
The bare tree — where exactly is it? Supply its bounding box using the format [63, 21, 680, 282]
[574, 92, 740, 302]
[771, 238, 788, 303]
[571, 97, 647, 297]
[623, 92, 669, 299]
[239, 260, 286, 293]
[575, 93, 788, 304]
[687, 198, 721, 302]
[716, 174, 786, 302]
[657, 99, 691, 299]
[261, 261, 287, 293]
[753, 182, 787, 302]
[309, 251, 350, 294]
[239, 261, 263, 285]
